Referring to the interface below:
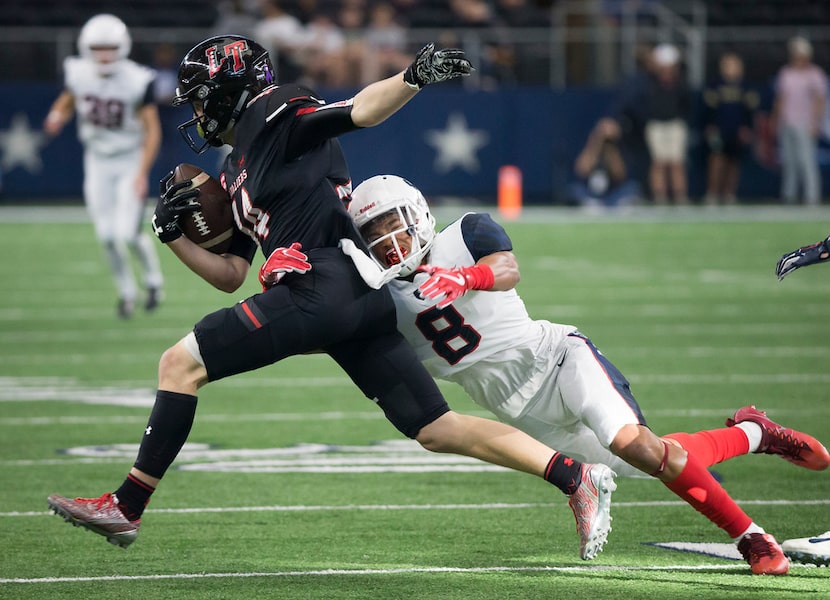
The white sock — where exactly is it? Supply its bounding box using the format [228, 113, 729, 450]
[735, 422, 763, 453]
[734, 522, 766, 544]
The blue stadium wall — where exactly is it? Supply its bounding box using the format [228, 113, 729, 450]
[1, 83, 828, 203]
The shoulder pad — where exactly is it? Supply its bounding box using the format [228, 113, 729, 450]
[250, 83, 325, 108]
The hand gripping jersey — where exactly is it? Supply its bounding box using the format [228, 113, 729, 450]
[63, 56, 156, 156]
[387, 213, 577, 419]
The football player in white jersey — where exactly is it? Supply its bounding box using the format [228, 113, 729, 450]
[43, 14, 164, 318]
[340, 174, 830, 576]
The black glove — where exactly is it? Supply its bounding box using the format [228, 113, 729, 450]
[775, 236, 830, 281]
[403, 43, 473, 90]
[152, 171, 202, 243]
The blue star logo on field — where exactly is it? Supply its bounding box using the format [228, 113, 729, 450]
[425, 112, 489, 174]
[0, 113, 47, 174]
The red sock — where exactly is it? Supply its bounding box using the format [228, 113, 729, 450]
[664, 428, 749, 467]
[663, 451, 751, 538]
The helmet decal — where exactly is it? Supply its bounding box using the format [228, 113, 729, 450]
[206, 39, 249, 78]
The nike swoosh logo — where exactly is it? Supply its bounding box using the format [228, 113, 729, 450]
[439, 273, 466, 286]
[808, 536, 830, 543]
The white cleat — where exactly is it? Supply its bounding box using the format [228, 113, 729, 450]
[781, 532, 830, 567]
[568, 463, 617, 560]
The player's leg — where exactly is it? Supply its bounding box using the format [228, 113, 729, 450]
[114, 154, 164, 311]
[326, 322, 616, 560]
[48, 334, 206, 547]
[560, 333, 789, 575]
[47, 277, 322, 547]
[83, 152, 136, 317]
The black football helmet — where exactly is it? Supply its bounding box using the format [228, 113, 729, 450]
[173, 35, 275, 154]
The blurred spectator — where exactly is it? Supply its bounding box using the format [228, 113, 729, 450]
[702, 53, 759, 206]
[449, 0, 515, 87]
[567, 117, 642, 210]
[300, 14, 346, 87]
[393, 0, 453, 28]
[495, 0, 551, 84]
[608, 44, 653, 191]
[773, 36, 827, 205]
[334, 0, 369, 86]
[254, 0, 307, 83]
[496, 0, 550, 27]
[294, 0, 322, 25]
[644, 43, 690, 205]
[151, 42, 180, 105]
[212, 0, 258, 38]
[362, 3, 411, 84]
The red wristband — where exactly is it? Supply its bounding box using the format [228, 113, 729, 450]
[461, 264, 495, 290]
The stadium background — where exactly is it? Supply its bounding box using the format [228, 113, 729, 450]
[0, 0, 829, 204]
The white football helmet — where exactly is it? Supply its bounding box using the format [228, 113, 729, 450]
[349, 175, 436, 277]
[78, 14, 132, 75]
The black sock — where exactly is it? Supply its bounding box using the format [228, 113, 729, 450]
[544, 452, 584, 495]
[133, 390, 198, 479]
[114, 474, 155, 521]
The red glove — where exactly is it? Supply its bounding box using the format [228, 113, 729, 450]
[258, 243, 311, 291]
[416, 263, 495, 309]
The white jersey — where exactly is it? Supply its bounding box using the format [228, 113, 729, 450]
[63, 56, 156, 156]
[387, 213, 577, 419]
[387, 213, 646, 477]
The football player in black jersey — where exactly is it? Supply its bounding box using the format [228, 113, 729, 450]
[47, 36, 617, 559]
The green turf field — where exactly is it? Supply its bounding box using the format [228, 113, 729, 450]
[1, 206, 829, 599]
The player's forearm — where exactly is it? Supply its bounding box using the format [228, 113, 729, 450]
[349, 72, 418, 128]
[479, 252, 520, 291]
[138, 107, 162, 176]
[44, 91, 75, 134]
[167, 237, 250, 292]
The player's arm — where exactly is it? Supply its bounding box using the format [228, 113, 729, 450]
[352, 43, 472, 126]
[43, 90, 75, 136]
[152, 173, 251, 292]
[418, 213, 518, 308]
[285, 44, 471, 158]
[135, 102, 162, 200]
[166, 237, 251, 293]
[776, 235, 830, 280]
[477, 251, 520, 291]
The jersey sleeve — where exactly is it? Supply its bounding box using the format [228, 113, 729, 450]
[254, 84, 360, 160]
[226, 227, 258, 263]
[140, 77, 155, 107]
[458, 213, 513, 261]
[286, 98, 359, 159]
[62, 56, 81, 93]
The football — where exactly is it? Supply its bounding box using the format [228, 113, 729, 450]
[171, 163, 235, 254]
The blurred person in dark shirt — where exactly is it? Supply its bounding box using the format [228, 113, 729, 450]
[568, 117, 642, 210]
[702, 53, 759, 206]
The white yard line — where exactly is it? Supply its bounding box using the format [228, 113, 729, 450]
[0, 563, 772, 584]
[3, 498, 829, 518]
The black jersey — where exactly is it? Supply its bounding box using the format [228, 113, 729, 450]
[219, 84, 366, 260]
